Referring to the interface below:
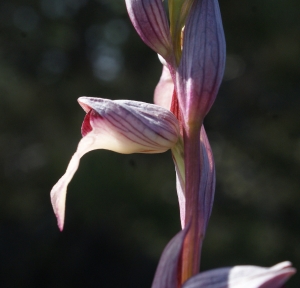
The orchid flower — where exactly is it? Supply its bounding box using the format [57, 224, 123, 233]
[50, 0, 296, 287]
[50, 97, 180, 230]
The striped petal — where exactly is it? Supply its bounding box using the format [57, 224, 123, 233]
[125, 0, 172, 60]
[50, 97, 180, 230]
[152, 226, 189, 288]
[176, 0, 226, 126]
[182, 261, 296, 288]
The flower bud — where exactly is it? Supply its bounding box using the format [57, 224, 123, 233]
[176, 0, 226, 127]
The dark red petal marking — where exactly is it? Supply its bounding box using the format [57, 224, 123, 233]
[81, 110, 93, 137]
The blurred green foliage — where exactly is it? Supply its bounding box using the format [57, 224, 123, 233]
[0, 0, 299, 287]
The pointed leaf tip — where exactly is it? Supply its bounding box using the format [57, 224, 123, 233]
[78, 97, 93, 113]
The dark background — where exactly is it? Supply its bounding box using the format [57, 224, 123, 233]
[0, 0, 299, 287]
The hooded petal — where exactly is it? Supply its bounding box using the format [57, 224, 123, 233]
[79, 97, 180, 153]
[50, 97, 180, 230]
[182, 261, 296, 288]
[125, 0, 172, 60]
[152, 226, 189, 288]
[176, 0, 226, 126]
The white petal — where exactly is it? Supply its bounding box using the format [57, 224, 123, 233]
[50, 133, 101, 231]
[182, 261, 296, 288]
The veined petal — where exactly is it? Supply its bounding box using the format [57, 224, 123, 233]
[50, 97, 180, 230]
[125, 0, 172, 60]
[182, 261, 296, 288]
[79, 97, 180, 153]
[177, 0, 226, 126]
[152, 226, 190, 288]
